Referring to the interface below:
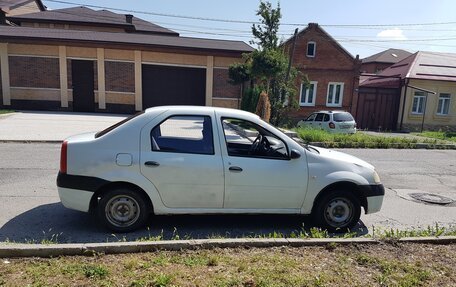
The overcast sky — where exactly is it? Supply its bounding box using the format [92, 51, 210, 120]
[43, 0, 456, 58]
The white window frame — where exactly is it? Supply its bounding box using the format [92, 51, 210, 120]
[411, 92, 426, 114]
[299, 81, 317, 106]
[436, 93, 451, 115]
[306, 41, 316, 57]
[326, 82, 344, 107]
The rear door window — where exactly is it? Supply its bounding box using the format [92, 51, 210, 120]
[150, 115, 214, 155]
[314, 113, 324, 122]
[323, 114, 330, 122]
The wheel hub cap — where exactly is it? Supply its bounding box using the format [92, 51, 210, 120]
[324, 198, 353, 227]
[105, 195, 140, 228]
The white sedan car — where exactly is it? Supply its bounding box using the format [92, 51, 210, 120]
[57, 106, 384, 232]
[297, 111, 357, 134]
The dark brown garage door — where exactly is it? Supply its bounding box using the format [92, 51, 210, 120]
[356, 87, 401, 131]
[142, 64, 206, 109]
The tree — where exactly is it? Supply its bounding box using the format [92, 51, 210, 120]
[251, 1, 281, 50]
[229, 1, 302, 126]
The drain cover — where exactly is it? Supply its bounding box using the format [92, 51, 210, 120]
[409, 193, 454, 205]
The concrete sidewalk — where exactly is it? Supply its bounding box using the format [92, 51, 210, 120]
[0, 111, 126, 141]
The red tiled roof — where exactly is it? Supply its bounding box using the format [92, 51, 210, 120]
[0, 26, 253, 53]
[8, 6, 178, 36]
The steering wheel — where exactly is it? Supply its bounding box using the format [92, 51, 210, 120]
[248, 134, 262, 155]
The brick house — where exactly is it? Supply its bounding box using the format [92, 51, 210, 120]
[0, 7, 253, 113]
[283, 23, 361, 120]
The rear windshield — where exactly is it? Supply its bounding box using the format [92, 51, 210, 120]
[333, 112, 354, 122]
[95, 111, 144, 138]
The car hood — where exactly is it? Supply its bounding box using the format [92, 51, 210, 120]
[311, 146, 374, 170]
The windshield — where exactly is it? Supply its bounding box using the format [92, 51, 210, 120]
[95, 111, 144, 138]
[333, 112, 354, 122]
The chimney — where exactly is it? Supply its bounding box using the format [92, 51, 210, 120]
[125, 14, 133, 24]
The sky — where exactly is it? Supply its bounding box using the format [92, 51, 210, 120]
[42, 0, 456, 58]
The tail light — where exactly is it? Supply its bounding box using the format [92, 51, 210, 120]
[60, 140, 68, 174]
[354, 122, 357, 128]
[329, 122, 335, 129]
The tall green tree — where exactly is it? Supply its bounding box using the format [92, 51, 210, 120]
[229, 1, 302, 126]
[251, 1, 281, 50]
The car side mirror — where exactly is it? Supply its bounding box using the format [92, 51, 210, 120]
[290, 149, 301, 159]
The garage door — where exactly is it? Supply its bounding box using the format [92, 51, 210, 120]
[142, 64, 206, 109]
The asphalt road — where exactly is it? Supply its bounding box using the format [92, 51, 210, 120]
[0, 143, 455, 243]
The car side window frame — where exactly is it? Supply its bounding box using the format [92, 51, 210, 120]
[150, 114, 215, 155]
[220, 117, 290, 161]
[315, 113, 324, 122]
[306, 113, 317, 121]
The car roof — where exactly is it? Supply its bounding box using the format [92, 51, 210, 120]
[314, 110, 349, 114]
[144, 105, 260, 118]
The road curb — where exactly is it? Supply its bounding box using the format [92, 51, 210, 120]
[0, 140, 62, 144]
[1, 236, 455, 258]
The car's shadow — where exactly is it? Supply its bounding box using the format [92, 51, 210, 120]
[0, 203, 369, 243]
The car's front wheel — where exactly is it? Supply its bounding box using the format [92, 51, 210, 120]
[313, 190, 361, 232]
[97, 188, 149, 232]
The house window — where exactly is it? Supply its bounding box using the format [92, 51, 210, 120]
[437, 93, 451, 115]
[299, 81, 317, 106]
[326, 82, 344, 107]
[307, 41, 316, 57]
[412, 91, 426, 114]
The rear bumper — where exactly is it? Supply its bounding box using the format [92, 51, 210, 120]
[359, 184, 385, 214]
[58, 187, 93, 212]
[57, 172, 106, 213]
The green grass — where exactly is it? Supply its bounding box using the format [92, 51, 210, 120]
[0, 109, 14, 115]
[413, 131, 456, 142]
[2, 243, 454, 286]
[295, 127, 448, 148]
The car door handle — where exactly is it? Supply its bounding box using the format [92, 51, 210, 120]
[144, 161, 160, 167]
[229, 166, 243, 172]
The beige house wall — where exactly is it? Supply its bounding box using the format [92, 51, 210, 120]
[214, 56, 242, 68]
[212, 98, 240, 109]
[400, 79, 456, 129]
[66, 47, 97, 59]
[1, 42, 245, 111]
[10, 87, 60, 101]
[105, 49, 135, 61]
[142, 51, 206, 67]
[106, 92, 135, 105]
[8, 44, 59, 57]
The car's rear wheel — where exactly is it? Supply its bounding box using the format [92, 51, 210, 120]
[313, 190, 361, 232]
[97, 188, 149, 232]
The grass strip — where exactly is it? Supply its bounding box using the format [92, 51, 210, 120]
[1, 242, 454, 286]
[295, 127, 455, 148]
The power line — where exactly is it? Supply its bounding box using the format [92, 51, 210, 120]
[44, 0, 456, 28]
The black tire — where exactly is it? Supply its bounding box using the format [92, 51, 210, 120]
[97, 187, 149, 233]
[312, 190, 361, 232]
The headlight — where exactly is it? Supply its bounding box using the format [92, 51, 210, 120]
[373, 170, 381, 184]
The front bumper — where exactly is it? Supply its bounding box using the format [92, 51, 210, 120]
[359, 184, 385, 214]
